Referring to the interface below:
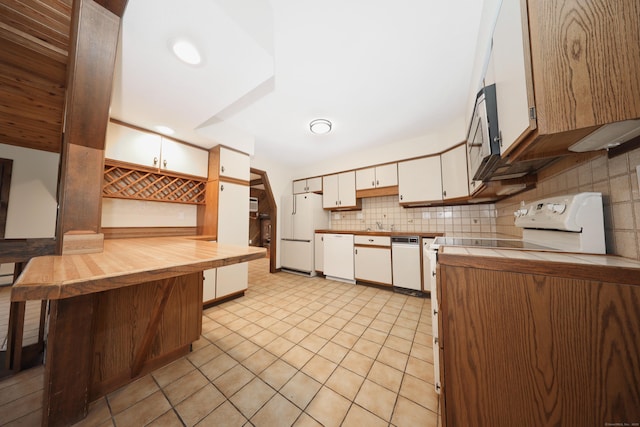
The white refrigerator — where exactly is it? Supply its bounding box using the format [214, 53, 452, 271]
[281, 193, 328, 275]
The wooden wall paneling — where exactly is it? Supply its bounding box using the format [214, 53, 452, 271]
[0, 238, 57, 263]
[57, 0, 122, 254]
[93, 0, 128, 17]
[0, 0, 72, 51]
[0, 158, 12, 238]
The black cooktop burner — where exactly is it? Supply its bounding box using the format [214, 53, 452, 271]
[434, 237, 553, 250]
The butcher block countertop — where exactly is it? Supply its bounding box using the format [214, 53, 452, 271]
[439, 246, 640, 286]
[11, 237, 266, 302]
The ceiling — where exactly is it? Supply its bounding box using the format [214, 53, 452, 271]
[110, 0, 485, 167]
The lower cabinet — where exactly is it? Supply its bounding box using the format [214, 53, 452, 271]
[203, 263, 248, 304]
[354, 235, 392, 286]
[314, 233, 324, 273]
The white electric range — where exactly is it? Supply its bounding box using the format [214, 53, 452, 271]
[425, 192, 606, 393]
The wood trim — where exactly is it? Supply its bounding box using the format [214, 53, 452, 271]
[354, 244, 391, 250]
[354, 278, 393, 287]
[356, 185, 399, 198]
[219, 176, 250, 186]
[131, 277, 176, 377]
[437, 252, 640, 287]
[0, 158, 12, 238]
[0, 238, 56, 263]
[203, 290, 245, 309]
[251, 167, 278, 274]
[5, 301, 25, 372]
[103, 227, 197, 239]
[104, 158, 208, 181]
[93, 0, 128, 17]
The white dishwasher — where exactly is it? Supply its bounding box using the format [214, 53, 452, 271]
[391, 236, 421, 290]
[323, 234, 355, 283]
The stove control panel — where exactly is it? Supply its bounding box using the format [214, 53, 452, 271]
[514, 192, 602, 232]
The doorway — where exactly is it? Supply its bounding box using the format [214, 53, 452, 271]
[249, 168, 277, 273]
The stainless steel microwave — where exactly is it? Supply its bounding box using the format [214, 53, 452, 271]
[467, 84, 501, 182]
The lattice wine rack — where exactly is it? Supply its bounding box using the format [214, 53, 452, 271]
[103, 161, 206, 204]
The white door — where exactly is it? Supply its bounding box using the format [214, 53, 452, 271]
[375, 164, 398, 188]
[104, 122, 161, 168]
[292, 195, 313, 241]
[354, 247, 392, 285]
[441, 145, 469, 200]
[293, 179, 307, 194]
[281, 240, 314, 273]
[314, 233, 324, 272]
[203, 268, 216, 302]
[160, 138, 209, 178]
[492, 0, 535, 155]
[217, 182, 249, 245]
[216, 263, 248, 297]
[219, 147, 250, 181]
[322, 174, 339, 208]
[398, 156, 442, 203]
[337, 171, 356, 207]
[281, 195, 294, 240]
[355, 167, 376, 190]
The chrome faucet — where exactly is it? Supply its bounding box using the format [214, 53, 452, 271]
[376, 221, 384, 230]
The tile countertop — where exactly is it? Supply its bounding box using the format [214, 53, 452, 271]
[315, 229, 443, 238]
[438, 246, 640, 286]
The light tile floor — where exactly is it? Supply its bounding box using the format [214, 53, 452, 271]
[0, 257, 440, 426]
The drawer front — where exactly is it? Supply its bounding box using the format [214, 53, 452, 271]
[354, 235, 391, 246]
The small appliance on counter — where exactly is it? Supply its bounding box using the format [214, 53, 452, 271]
[426, 192, 606, 393]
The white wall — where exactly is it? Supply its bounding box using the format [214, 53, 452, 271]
[101, 198, 197, 227]
[0, 143, 59, 238]
[290, 116, 466, 180]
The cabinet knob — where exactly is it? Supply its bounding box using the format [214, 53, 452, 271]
[354, 249, 358, 255]
[163, 159, 167, 168]
[153, 157, 158, 166]
[368, 239, 374, 242]
[372, 180, 375, 187]
[443, 190, 447, 197]
[221, 184, 224, 191]
[221, 165, 225, 173]
[376, 180, 379, 186]
[400, 195, 403, 200]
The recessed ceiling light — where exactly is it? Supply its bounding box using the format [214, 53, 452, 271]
[155, 125, 175, 135]
[171, 39, 202, 65]
[310, 119, 332, 134]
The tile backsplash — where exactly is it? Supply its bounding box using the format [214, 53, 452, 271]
[329, 195, 497, 234]
[496, 146, 640, 260]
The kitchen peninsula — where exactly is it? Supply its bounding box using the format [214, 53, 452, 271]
[11, 237, 266, 427]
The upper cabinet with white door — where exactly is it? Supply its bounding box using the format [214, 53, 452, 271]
[322, 171, 357, 209]
[491, 0, 640, 160]
[105, 121, 208, 178]
[440, 144, 469, 200]
[217, 146, 250, 181]
[398, 155, 442, 205]
[356, 163, 398, 191]
[293, 177, 322, 194]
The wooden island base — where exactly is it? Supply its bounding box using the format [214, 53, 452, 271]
[11, 237, 266, 427]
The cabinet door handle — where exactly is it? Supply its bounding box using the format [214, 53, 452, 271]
[354, 249, 358, 255]
[400, 195, 403, 200]
[443, 190, 447, 197]
[221, 184, 224, 191]
[368, 239, 374, 242]
[221, 165, 225, 173]
[153, 157, 158, 166]
[372, 180, 375, 187]
[163, 159, 167, 168]
[376, 180, 379, 186]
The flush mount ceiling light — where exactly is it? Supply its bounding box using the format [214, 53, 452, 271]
[310, 119, 332, 134]
[171, 39, 202, 65]
[155, 125, 175, 135]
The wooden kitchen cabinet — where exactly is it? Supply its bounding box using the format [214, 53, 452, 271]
[354, 235, 392, 286]
[398, 155, 442, 205]
[492, 0, 640, 161]
[105, 121, 209, 178]
[322, 171, 357, 209]
[355, 163, 398, 190]
[293, 177, 322, 194]
[437, 251, 640, 426]
[440, 144, 468, 200]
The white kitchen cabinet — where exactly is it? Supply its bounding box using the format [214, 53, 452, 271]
[322, 171, 356, 209]
[105, 122, 208, 178]
[203, 268, 217, 303]
[355, 163, 398, 190]
[314, 233, 324, 272]
[354, 235, 392, 285]
[323, 234, 354, 282]
[398, 156, 442, 204]
[293, 177, 322, 194]
[491, 0, 534, 156]
[215, 180, 249, 298]
[218, 146, 250, 181]
[440, 144, 469, 200]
